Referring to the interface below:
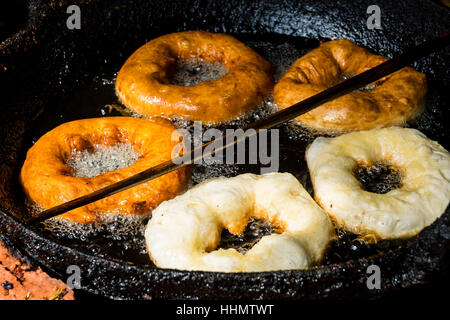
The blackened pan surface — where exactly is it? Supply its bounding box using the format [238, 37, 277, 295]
[0, 0, 449, 299]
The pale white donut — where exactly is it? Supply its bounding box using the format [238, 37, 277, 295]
[145, 172, 334, 272]
[306, 127, 450, 239]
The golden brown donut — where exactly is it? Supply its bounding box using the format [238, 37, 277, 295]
[20, 117, 190, 223]
[115, 30, 274, 124]
[274, 39, 427, 132]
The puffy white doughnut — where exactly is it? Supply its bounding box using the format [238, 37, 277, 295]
[306, 127, 450, 239]
[145, 172, 334, 272]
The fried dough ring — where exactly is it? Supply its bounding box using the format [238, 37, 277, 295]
[20, 117, 190, 223]
[116, 31, 274, 124]
[274, 39, 427, 132]
[306, 127, 450, 239]
[145, 173, 334, 272]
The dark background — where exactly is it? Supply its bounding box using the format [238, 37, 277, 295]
[2, 1, 449, 48]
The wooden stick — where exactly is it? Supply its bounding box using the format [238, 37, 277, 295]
[26, 31, 450, 224]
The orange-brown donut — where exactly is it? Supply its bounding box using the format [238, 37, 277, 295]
[274, 39, 427, 132]
[115, 31, 274, 124]
[20, 117, 190, 223]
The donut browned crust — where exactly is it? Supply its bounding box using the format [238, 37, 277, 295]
[274, 39, 427, 132]
[20, 117, 190, 223]
[116, 31, 274, 124]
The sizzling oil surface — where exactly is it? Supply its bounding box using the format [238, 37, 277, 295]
[354, 162, 403, 194]
[22, 34, 412, 267]
[67, 143, 139, 178]
[218, 218, 281, 254]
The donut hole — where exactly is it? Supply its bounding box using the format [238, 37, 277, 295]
[170, 59, 228, 86]
[353, 162, 403, 194]
[66, 143, 139, 178]
[217, 218, 281, 254]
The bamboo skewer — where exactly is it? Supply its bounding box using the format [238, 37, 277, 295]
[26, 31, 450, 224]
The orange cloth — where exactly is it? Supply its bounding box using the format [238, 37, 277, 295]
[0, 241, 74, 300]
